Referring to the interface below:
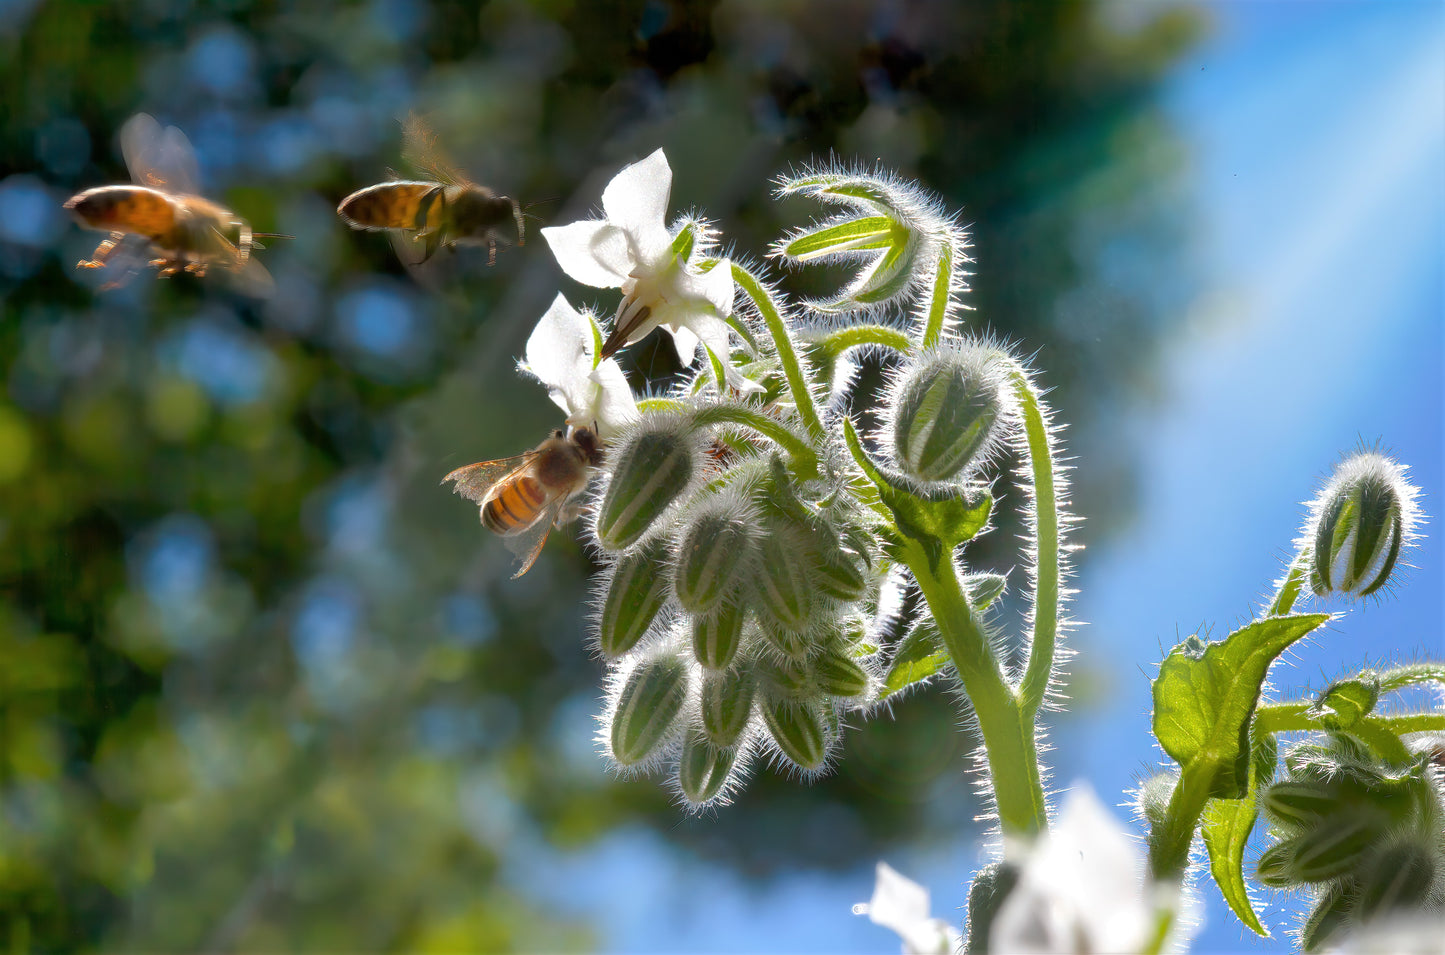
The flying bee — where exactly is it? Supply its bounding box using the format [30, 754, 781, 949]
[443, 426, 603, 578]
[337, 114, 525, 267]
[63, 113, 275, 294]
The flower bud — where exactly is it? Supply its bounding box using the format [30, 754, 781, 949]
[811, 645, 870, 699]
[1288, 815, 1384, 883]
[691, 598, 747, 670]
[678, 730, 737, 805]
[1356, 840, 1437, 920]
[675, 504, 756, 613]
[1255, 840, 1298, 888]
[1262, 781, 1338, 831]
[700, 665, 755, 748]
[598, 540, 671, 657]
[762, 696, 831, 771]
[805, 526, 869, 601]
[596, 424, 697, 552]
[890, 348, 1007, 483]
[1308, 452, 1421, 598]
[758, 619, 811, 660]
[609, 654, 688, 766]
[964, 861, 1020, 955]
[751, 524, 814, 632]
[1309, 673, 1380, 731]
[1136, 771, 1179, 834]
[1300, 881, 1355, 954]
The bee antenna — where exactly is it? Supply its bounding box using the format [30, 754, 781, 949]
[522, 196, 559, 212]
[250, 232, 295, 240]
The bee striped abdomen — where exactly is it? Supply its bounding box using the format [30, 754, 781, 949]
[482, 475, 548, 535]
[336, 181, 442, 233]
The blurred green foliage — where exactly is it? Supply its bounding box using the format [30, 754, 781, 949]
[1, 0, 1200, 949]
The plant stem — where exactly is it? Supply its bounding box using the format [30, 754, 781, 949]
[690, 404, 819, 480]
[1267, 547, 1310, 616]
[731, 262, 826, 440]
[806, 324, 913, 358]
[1149, 761, 1215, 883]
[908, 540, 1048, 836]
[1001, 360, 1062, 720]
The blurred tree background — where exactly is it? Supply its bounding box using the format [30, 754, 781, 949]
[1, 0, 1201, 950]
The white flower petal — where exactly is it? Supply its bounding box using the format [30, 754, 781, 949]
[666, 324, 699, 366]
[601, 148, 674, 265]
[686, 256, 735, 317]
[576, 359, 639, 440]
[521, 294, 595, 415]
[857, 863, 960, 955]
[990, 785, 1157, 955]
[542, 220, 634, 288]
[685, 312, 763, 394]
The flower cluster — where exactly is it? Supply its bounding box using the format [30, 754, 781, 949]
[510, 148, 1034, 808]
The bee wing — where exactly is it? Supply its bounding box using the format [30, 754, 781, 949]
[120, 113, 202, 195]
[401, 112, 470, 187]
[502, 499, 567, 579]
[442, 453, 537, 503]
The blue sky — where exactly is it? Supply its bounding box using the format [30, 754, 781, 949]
[511, 3, 1445, 951]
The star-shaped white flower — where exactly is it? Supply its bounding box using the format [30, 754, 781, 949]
[854, 861, 961, 955]
[519, 294, 638, 441]
[541, 149, 743, 386]
[990, 784, 1198, 955]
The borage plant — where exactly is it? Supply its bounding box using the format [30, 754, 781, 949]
[450, 149, 1445, 953]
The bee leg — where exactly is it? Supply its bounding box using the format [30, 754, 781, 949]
[76, 234, 123, 270]
[486, 238, 497, 267]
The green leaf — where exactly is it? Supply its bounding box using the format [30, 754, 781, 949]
[1153, 614, 1329, 799]
[1201, 733, 1277, 937]
[842, 417, 991, 572]
[1309, 672, 1380, 730]
[880, 619, 950, 701]
[781, 216, 898, 260]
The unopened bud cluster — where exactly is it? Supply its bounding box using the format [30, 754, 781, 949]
[591, 419, 888, 807]
[1259, 732, 1445, 952]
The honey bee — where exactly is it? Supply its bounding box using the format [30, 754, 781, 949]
[444, 426, 603, 578]
[63, 113, 274, 294]
[337, 114, 524, 267]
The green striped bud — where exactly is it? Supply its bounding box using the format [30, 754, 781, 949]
[1255, 839, 1299, 888]
[890, 348, 1007, 483]
[678, 731, 737, 805]
[1310, 673, 1380, 731]
[758, 619, 811, 660]
[609, 654, 688, 766]
[691, 598, 747, 670]
[807, 530, 869, 601]
[1290, 815, 1385, 883]
[1300, 881, 1356, 954]
[700, 665, 755, 748]
[762, 696, 830, 771]
[675, 508, 755, 613]
[596, 427, 696, 552]
[1356, 840, 1437, 918]
[964, 861, 1020, 955]
[1309, 452, 1421, 598]
[1263, 781, 1338, 832]
[598, 540, 671, 657]
[811, 645, 870, 699]
[752, 525, 814, 632]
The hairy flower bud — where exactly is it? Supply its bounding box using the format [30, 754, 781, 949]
[598, 540, 671, 657]
[678, 730, 737, 805]
[750, 523, 815, 633]
[889, 347, 1008, 483]
[1308, 452, 1422, 598]
[609, 653, 688, 766]
[1263, 781, 1338, 832]
[1300, 881, 1355, 954]
[762, 696, 831, 771]
[1356, 840, 1437, 919]
[675, 502, 756, 613]
[1288, 816, 1384, 883]
[803, 523, 869, 601]
[691, 598, 747, 670]
[811, 644, 870, 699]
[699, 665, 755, 749]
[596, 423, 698, 552]
[1309, 673, 1381, 731]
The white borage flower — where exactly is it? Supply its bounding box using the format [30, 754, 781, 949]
[520, 293, 639, 441]
[990, 784, 1200, 954]
[853, 861, 962, 955]
[541, 149, 748, 388]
